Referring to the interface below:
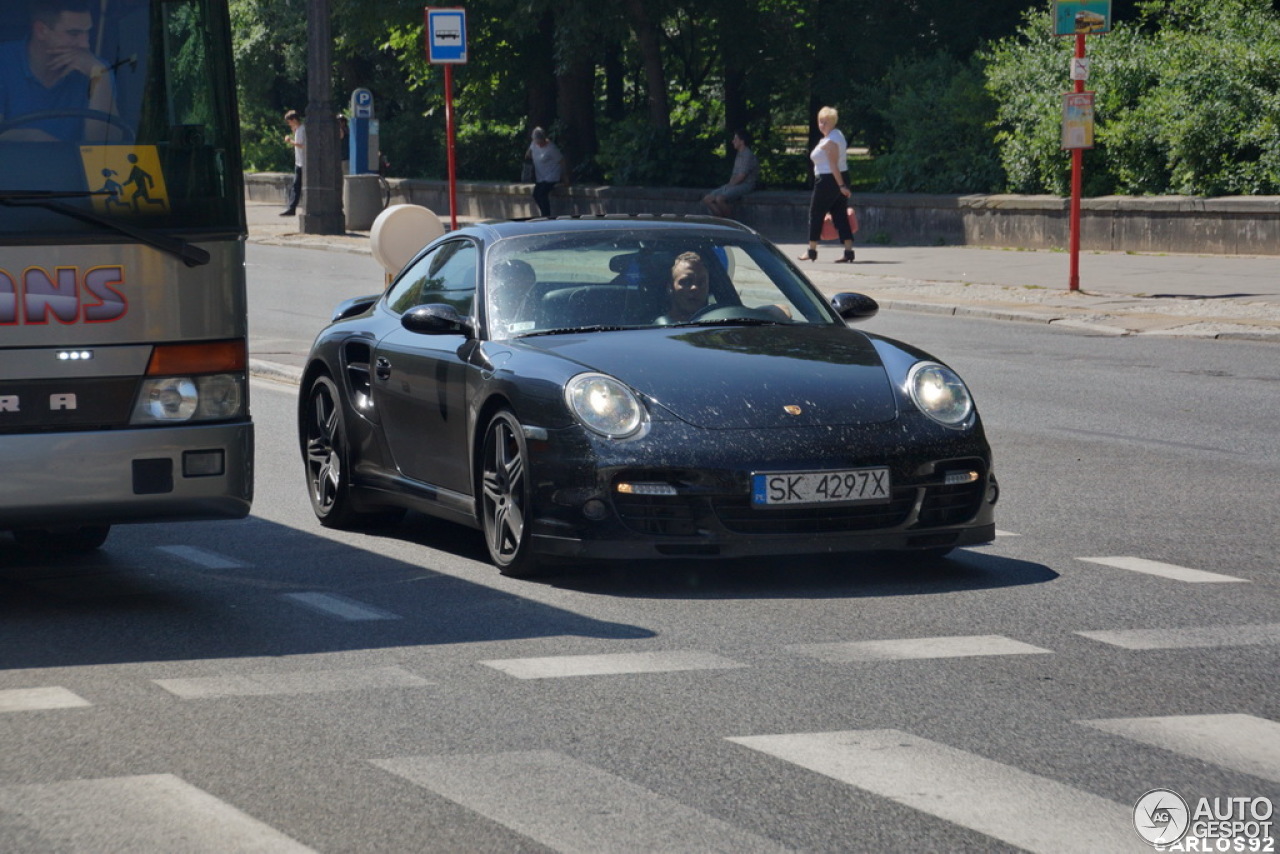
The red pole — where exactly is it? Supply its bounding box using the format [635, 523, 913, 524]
[445, 63, 458, 231]
[1068, 33, 1085, 292]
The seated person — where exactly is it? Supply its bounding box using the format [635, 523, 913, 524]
[488, 258, 538, 334]
[655, 251, 711, 325]
[0, 0, 119, 141]
[701, 130, 758, 218]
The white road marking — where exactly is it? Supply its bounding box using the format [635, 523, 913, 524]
[0, 686, 91, 714]
[280, 591, 400, 621]
[995, 529, 1020, 537]
[481, 650, 747, 679]
[1079, 714, 1280, 784]
[728, 729, 1144, 854]
[0, 773, 316, 852]
[156, 545, 246, 569]
[372, 750, 788, 853]
[787, 634, 1052, 662]
[1076, 623, 1280, 650]
[154, 666, 432, 699]
[1078, 556, 1248, 583]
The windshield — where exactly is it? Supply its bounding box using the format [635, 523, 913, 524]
[0, 0, 243, 237]
[485, 230, 841, 339]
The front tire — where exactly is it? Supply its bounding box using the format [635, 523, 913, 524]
[480, 410, 544, 577]
[302, 374, 402, 529]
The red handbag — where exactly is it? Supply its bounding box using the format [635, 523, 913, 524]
[821, 207, 859, 240]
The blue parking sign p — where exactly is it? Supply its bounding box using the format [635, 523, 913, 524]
[425, 8, 467, 64]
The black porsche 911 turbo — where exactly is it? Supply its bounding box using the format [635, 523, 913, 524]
[297, 215, 997, 577]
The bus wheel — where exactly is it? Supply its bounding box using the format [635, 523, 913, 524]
[13, 525, 111, 553]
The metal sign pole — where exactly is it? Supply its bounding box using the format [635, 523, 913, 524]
[445, 64, 457, 231]
[1068, 33, 1085, 292]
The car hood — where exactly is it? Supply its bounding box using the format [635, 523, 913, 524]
[517, 325, 899, 429]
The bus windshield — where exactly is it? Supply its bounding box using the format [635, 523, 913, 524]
[0, 0, 244, 237]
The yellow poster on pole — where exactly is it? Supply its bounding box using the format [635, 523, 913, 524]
[1061, 93, 1095, 150]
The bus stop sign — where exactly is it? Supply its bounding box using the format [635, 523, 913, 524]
[425, 8, 467, 64]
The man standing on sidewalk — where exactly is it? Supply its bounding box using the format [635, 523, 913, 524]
[281, 109, 305, 216]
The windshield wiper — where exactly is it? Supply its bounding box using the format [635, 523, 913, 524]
[673, 317, 787, 327]
[0, 191, 210, 267]
[515, 324, 636, 338]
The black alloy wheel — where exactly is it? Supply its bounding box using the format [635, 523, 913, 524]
[480, 410, 544, 577]
[302, 374, 403, 529]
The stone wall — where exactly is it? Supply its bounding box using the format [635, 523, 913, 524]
[246, 173, 1280, 255]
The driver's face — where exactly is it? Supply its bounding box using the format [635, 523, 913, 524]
[37, 12, 94, 52]
[671, 262, 708, 315]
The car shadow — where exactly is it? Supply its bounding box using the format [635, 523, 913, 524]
[0, 514, 653, 671]
[355, 515, 1055, 601]
[545, 549, 1056, 600]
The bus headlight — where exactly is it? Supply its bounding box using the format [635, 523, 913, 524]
[132, 373, 245, 424]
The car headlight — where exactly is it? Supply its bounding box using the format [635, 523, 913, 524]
[907, 361, 973, 427]
[565, 373, 645, 438]
[132, 373, 245, 424]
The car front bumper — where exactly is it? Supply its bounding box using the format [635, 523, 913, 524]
[524, 415, 997, 560]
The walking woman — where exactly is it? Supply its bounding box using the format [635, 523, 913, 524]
[798, 106, 855, 263]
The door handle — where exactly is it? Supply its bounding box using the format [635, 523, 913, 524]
[375, 356, 391, 381]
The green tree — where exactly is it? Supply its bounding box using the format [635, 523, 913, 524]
[984, 0, 1280, 195]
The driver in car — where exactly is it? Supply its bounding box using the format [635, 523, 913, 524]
[656, 251, 710, 325]
[0, 0, 119, 141]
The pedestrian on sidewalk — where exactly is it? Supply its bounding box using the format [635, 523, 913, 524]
[524, 127, 567, 218]
[281, 109, 305, 216]
[798, 106, 854, 264]
[702, 129, 758, 219]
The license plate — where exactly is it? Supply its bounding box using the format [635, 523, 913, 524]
[751, 467, 891, 507]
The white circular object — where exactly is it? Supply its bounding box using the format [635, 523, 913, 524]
[369, 204, 445, 275]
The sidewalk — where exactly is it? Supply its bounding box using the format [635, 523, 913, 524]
[247, 201, 1280, 343]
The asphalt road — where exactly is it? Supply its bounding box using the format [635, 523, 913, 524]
[0, 247, 1277, 852]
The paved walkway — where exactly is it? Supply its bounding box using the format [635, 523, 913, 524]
[248, 201, 1280, 343]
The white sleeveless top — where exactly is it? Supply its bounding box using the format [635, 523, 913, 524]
[810, 128, 848, 176]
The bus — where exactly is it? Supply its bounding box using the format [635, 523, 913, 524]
[0, 0, 252, 551]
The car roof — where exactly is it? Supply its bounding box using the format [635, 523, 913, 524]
[452, 214, 760, 242]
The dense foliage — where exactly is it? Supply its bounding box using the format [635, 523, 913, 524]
[985, 0, 1280, 195]
[230, 0, 1279, 195]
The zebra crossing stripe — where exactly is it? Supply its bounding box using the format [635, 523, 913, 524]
[481, 650, 747, 679]
[1076, 623, 1280, 650]
[1080, 714, 1280, 784]
[372, 750, 788, 853]
[280, 592, 400, 621]
[154, 666, 433, 699]
[1078, 556, 1248, 583]
[0, 773, 315, 852]
[0, 686, 91, 713]
[156, 545, 245, 569]
[728, 729, 1145, 854]
[787, 634, 1052, 663]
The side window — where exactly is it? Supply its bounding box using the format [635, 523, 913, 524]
[386, 241, 477, 316]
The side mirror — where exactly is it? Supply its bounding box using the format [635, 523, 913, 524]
[831, 292, 879, 322]
[402, 303, 475, 337]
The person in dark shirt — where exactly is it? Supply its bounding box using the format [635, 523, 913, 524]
[0, 0, 119, 142]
